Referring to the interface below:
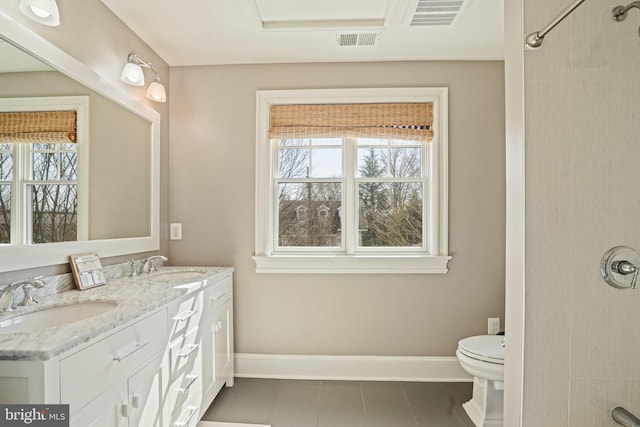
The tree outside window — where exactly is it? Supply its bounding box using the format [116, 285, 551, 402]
[0, 108, 79, 245]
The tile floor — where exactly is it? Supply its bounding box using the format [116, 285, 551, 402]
[201, 378, 475, 427]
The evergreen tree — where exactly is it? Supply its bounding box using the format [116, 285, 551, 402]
[358, 148, 389, 246]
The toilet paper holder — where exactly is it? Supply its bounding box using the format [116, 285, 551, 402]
[601, 246, 640, 289]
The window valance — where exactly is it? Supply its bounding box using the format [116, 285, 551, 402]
[268, 103, 433, 142]
[0, 111, 77, 143]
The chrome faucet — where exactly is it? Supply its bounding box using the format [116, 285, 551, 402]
[0, 276, 47, 312]
[142, 255, 168, 274]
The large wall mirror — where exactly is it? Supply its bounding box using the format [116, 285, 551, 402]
[0, 12, 160, 272]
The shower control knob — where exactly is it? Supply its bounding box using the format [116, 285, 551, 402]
[612, 260, 637, 275]
[601, 246, 640, 289]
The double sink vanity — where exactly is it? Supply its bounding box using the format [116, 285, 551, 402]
[0, 265, 234, 427]
[0, 11, 233, 427]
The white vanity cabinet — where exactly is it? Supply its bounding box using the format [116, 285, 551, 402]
[69, 353, 164, 427]
[165, 290, 205, 427]
[65, 308, 168, 427]
[0, 270, 234, 427]
[200, 276, 234, 407]
[165, 275, 234, 426]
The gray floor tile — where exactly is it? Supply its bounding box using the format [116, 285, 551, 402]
[403, 382, 469, 427]
[202, 378, 476, 427]
[203, 378, 278, 424]
[441, 382, 475, 427]
[270, 380, 320, 427]
[317, 381, 367, 427]
[361, 381, 418, 427]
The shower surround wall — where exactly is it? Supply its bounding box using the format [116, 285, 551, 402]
[523, 0, 640, 424]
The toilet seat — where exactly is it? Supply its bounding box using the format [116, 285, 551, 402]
[458, 335, 505, 365]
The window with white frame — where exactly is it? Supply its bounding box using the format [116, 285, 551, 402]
[0, 97, 88, 245]
[253, 88, 450, 274]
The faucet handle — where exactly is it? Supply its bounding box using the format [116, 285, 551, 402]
[19, 277, 46, 306]
[129, 259, 147, 276]
[143, 256, 168, 274]
[31, 276, 46, 289]
[20, 283, 38, 306]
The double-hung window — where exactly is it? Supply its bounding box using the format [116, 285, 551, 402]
[254, 88, 450, 274]
[0, 97, 88, 246]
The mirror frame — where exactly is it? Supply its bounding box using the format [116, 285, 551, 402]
[0, 10, 160, 272]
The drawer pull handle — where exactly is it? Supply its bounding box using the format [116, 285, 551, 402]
[113, 342, 148, 362]
[177, 343, 199, 358]
[173, 310, 197, 322]
[212, 291, 226, 301]
[176, 374, 198, 394]
[174, 405, 198, 427]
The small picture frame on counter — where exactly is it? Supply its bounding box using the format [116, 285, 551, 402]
[69, 252, 107, 290]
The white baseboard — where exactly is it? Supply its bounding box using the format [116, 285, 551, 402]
[198, 423, 270, 427]
[234, 353, 472, 382]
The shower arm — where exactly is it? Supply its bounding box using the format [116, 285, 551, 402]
[612, 406, 640, 427]
[613, 1, 640, 21]
[525, 0, 588, 48]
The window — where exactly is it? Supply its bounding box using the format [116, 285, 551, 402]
[254, 88, 450, 274]
[0, 97, 88, 245]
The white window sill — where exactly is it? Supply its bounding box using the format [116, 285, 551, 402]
[252, 254, 452, 274]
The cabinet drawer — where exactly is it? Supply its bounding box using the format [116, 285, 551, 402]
[172, 403, 200, 427]
[169, 327, 200, 380]
[169, 293, 203, 342]
[169, 372, 202, 425]
[202, 276, 232, 313]
[60, 309, 167, 412]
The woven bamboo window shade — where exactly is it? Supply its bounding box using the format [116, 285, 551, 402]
[0, 111, 77, 143]
[269, 103, 433, 142]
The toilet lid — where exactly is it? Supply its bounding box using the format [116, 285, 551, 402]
[458, 335, 505, 365]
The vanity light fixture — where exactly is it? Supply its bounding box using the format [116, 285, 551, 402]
[146, 73, 167, 103]
[120, 53, 166, 103]
[19, 0, 60, 26]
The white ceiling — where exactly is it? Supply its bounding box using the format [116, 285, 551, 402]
[99, 0, 504, 66]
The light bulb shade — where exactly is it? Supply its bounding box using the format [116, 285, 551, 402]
[19, 0, 60, 26]
[146, 81, 166, 103]
[121, 62, 145, 86]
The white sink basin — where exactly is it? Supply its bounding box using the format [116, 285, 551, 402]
[0, 301, 118, 334]
[149, 270, 206, 282]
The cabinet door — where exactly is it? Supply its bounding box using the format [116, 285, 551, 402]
[214, 301, 233, 386]
[200, 314, 216, 402]
[69, 383, 127, 427]
[127, 355, 164, 427]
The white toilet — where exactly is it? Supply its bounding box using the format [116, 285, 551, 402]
[456, 335, 505, 427]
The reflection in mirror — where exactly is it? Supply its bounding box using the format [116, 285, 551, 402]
[0, 14, 160, 272]
[0, 104, 86, 245]
[0, 46, 151, 242]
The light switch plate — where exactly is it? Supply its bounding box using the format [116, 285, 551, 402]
[170, 223, 182, 240]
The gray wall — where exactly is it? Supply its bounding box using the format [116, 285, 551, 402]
[0, 0, 169, 281]
[523, 0, 640, 424]
[169, 61, 506, 356]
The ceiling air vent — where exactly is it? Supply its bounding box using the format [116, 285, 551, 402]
[408, 0, 471, 27]
[337, 32, 379, 47]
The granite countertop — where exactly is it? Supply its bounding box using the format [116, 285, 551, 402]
[0, 266, 233, 361]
